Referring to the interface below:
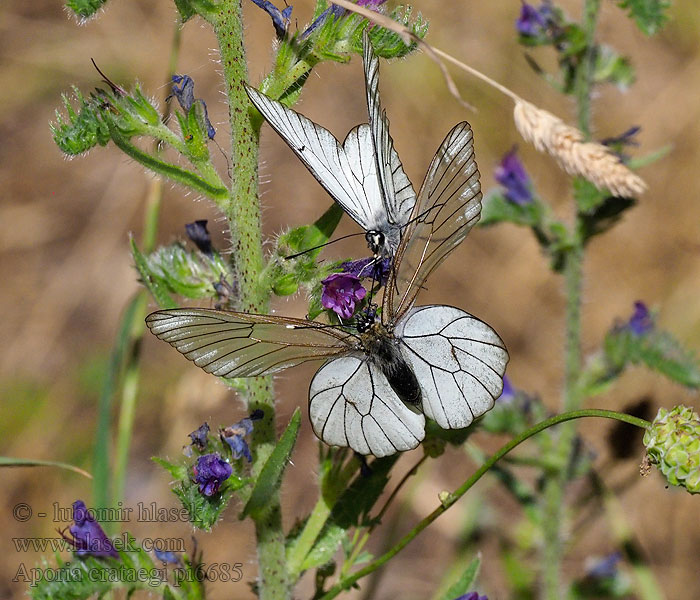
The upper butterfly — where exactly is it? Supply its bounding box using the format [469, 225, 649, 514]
[146, 78, 508, 456]
[245, 32, 418, 258]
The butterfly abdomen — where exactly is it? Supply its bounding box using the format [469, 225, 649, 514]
[369, 335, 422, 407]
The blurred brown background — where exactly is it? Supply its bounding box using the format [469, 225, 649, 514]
[2, 0, 700, 598]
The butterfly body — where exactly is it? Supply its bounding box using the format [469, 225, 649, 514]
[360, 322, 423, 409]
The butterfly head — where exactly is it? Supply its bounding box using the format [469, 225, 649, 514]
[365, 230, 385, 257]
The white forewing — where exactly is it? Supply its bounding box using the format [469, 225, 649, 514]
[309, 356, 426, 457]
[396, 305, 508, 429]
[362, 32, 416, 227]
[246, 85, 388, 233]
[146, 309, 353, 378]
[389, 122, 482, 319]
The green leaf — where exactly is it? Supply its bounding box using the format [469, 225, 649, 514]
[627, 144, 672, 169]
[594, 45, 635, 89]
[439, 555, 481, 600]
[241, 409, 301, 519]
[173, 0, 196, 22]
[0, 457, 91, 478]
[152, 456, 188, 480]
[574, 177, 608, 213]
[130, 238, 178, 309]
[301, 455, 399, 570]
[604, 327, 700, 389]
[617, 0, 670, 35]
[272, 272, 299, 296]
[479, 191, 544, 228]
[65, 0, 108, 19]
[281, 203, 344, 259]
[579, 196, 636, 244]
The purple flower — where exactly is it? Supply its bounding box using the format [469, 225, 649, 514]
[498, 375, 515, 403]
[454, 593, 488, 600]
[185, 220, 213, 256]
[340, 257, 391, 286]
[154, 547, 181, 565]
[627, 301, 653, 336]
[495, 147, 533, 205]
[193, 453, 232, 496]
[321, 273, 367, 319]
[169, 75, 216, 140]
[601, 126, 640, 163]
[221, 410, 264, 462]
[59, 500, 119, 559]
[516, 2, 549, 36]
[248, 0, 293, 37]
[585, 551, 622, 579]
[188, 421, 210, 450]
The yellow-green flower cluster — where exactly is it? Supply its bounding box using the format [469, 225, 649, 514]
[644, 405, 700, 494]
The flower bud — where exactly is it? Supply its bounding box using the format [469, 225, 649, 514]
[643, 405, 700, 494]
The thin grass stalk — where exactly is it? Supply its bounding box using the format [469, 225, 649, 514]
[109, 24, 181, 519]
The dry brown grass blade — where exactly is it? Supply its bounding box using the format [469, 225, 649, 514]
[333, 0, 647, 197]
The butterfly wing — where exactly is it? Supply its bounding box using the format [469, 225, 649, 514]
[396, 305, 508, 429]
[246, 85, 388, 234]
[309, 355, 426, 456]
[146, 309, 354, 378]
[387, 122, 482, 319]
[362, 32, 416, 230]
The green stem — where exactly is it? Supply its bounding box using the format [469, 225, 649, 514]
[215, 3, 287, 598]
[542, 242, 584, 598]
[541, 1, 601, 594]
[320, 410, 649, 600]
[575, 0, 601, 137]
[287, 457, 359, 578]
[112, 183, 163, 513]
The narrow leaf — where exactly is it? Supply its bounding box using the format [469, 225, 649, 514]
[241, 409, 301, 519]
[0, 457, 92, 479]
[439, 555, 481, 600]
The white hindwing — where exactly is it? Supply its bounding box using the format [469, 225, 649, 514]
[396, 305, 509, 429]
[309, 356, 426, 457]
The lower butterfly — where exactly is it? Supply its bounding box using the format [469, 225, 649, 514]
[146, 115, 509, 456]
[146, 303, 508, 457]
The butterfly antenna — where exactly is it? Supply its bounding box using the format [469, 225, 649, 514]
[284, 232, 365, 260]
[212, 138, 232, 178]
[91, 58, 127, 96]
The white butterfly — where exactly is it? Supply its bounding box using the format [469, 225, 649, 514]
[245, 33, 417, 258]
[146, 119, 508, 457]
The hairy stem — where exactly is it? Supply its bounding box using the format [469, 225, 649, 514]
[541, 242, 584, 599]
[541, 1, 600, 596]
[320, 410, 649, 600]
[215, 3, 288, 598]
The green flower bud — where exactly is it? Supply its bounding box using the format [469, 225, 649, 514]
[643, 405, 700, 494]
